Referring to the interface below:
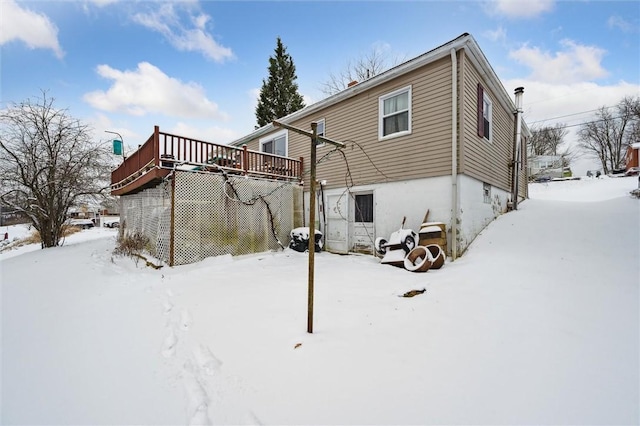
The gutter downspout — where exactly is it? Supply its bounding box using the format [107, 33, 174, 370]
[450, 48, 458, 261]
[512, 87, 524, 210]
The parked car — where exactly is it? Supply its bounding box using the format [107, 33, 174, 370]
[104, 221, 120, 228]
[625, 167, 639, 176]
[66, 219, 94, 229]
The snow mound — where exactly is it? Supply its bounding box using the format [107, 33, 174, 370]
[528, 175, 639, 202]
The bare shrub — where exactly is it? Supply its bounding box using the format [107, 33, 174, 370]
[113, 231, 149, 258]
[112, 231, 163, 268]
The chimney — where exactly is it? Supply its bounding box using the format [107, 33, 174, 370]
[347, 80, 358, 88]
[512, 87, 524, 210]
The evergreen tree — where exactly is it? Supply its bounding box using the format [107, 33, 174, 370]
[256, 37, 305, 128]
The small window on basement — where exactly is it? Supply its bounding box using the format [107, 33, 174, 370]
[483, 182, 491, 204]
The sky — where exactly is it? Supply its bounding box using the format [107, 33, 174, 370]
[1, 0, 639, 173]
[1, 176, 638, 424]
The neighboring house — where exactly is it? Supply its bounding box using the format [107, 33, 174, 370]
[231, 33, 529, 258]
[528, 155, 564, 180]
[68, 203, 99, 220]
[626, 143, 640, 170]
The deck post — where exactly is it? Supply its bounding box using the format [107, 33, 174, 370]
[169, 173, 175, 267]
[299, 156, 304, 182]
[153, 125, 160, 168]
[242, 145, 249, 176]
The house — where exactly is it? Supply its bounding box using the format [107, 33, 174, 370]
[626, 143, 640, 171]
[230, 33, 529, 258]
[528, 155, 565, 180]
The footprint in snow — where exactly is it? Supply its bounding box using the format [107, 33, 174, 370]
[161, 328, 177, 358]
[193, 344, 222, 376]
[180, 309, 192, 331]
[163, 299, 174, 314]
[183, 359, 212, 425]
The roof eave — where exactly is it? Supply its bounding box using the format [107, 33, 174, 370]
[230, 33, 530, 145]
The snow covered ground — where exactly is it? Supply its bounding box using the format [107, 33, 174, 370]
[1, 176, 639, 425]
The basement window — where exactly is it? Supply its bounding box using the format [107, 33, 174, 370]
[483, 182, 491, 204]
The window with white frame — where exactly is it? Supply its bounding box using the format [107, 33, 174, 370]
[379, 86, 411, 139]
[260, 130, 287, 156]
[477, 84, 492, 142]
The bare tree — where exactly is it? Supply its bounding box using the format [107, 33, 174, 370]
[320, 46, 405, 96]
[578, 96, 640, 174]
[0, 91, 112, 248]
[528, 123, 568, 156]
[527, 123, 577, 179]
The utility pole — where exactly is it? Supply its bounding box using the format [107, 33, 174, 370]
[273, 120, 345, 333]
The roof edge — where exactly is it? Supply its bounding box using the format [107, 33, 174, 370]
[230, 33, 527, 146]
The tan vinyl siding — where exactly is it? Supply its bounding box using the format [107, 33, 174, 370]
[460, 53, 515, 193]
[243, 57, 455, 190]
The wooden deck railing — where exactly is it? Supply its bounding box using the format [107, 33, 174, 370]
[111, 126, 303, 194]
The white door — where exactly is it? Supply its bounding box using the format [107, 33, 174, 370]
[325, 193, 348, 253]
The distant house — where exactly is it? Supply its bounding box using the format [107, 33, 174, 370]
[528, 155, 564, 180]
[231, 33, 530, 258]
[626, 143, 640, 170]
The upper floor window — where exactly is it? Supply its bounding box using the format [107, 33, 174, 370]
[477, 83, 492, 142]
[379, 86, 412, 139]
[260, 130, 287, 156]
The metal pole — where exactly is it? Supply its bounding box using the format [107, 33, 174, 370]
[105, 130, 126, 161]
[512, 87, 524, 210]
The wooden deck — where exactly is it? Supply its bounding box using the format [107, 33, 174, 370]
[111, 126, 304, 196]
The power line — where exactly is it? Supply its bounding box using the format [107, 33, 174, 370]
[531, 114, 631, 131]
[527, 105, 617, 125]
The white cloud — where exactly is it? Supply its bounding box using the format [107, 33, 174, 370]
[87, 0, 119, 7]
[83, 62, 229, 120]
[132, 3, 234, 63]
[0, 0, 64, 58]
[607, 15, 636, 33]
[505, 80, 638, 125]
[486, 0, 554, 18]
[503, 78, 640, 174]
[484, 26, 507, 43]
[168, 122, 239, 145]
[509, 39, 608, 84]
